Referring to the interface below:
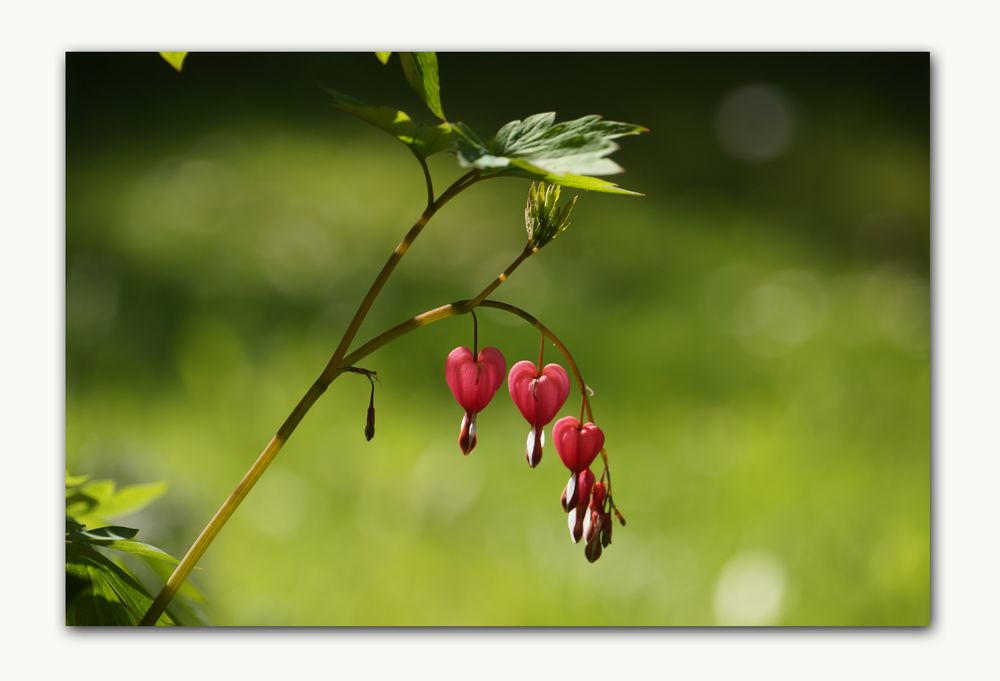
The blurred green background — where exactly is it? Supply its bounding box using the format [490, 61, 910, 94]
[66, 53, 929, 625]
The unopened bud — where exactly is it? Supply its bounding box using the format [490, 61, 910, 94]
[585, 530, 603, 563]
[590, 481, 606, 510]
[560, 474, 577, 512]
[583, 509, 600, 544]
[577, 468, 595, 508]
[600, 512, 613, 547]
[459, 412, 478, 455]
[526, 427, 543, 468]
[567, 506, 584, 543]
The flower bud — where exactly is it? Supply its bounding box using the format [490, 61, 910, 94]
[600, 512, 613, 548]
[445, 346, 505, 455]
[560, 474, 577, 513]
[576, 468, 595, 508]
[567, 505, 585, 543]
[458, 411, 477, 455]
[526, 427, 544, 468]
[585, 528, 603, 563]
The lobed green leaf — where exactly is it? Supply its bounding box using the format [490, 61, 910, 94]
[457, 112, 647, 195]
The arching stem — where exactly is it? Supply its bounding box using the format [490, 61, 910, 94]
[139, 169, 481, 626]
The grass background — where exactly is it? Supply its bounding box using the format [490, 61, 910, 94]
[66, 52, 929, 625]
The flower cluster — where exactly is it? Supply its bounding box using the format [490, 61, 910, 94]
[444, 338, 619, 562]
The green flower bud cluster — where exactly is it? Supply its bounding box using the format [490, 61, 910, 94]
[524, 181, 578, 251]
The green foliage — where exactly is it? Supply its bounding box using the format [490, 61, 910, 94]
[456, 113, 646, 195]
[326, 89, 456, 160]
[399, 52, 445, 120]
[66, 475, 167, 529]
[159, 52, 187, 72]
[65, 471, 194, 625]
[525, 181, 577, 249]
[66, 542, 175, 625]
[375, 52, 392, 65]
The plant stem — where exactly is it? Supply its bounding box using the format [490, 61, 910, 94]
[139, 170, 480, 626]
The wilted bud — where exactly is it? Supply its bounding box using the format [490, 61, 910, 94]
[364, 394, 376, 442]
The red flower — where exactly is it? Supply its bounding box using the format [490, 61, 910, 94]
[552, 416, 604, 473]
[444, 346, 506, 454]
[507, 360, 570, 467]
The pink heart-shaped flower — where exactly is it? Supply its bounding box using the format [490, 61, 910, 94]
[552, 416, 605, 473]
[507, 360, 570, 428]
[445, 346, 507, 414]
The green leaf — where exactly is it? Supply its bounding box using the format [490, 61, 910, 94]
[159, 52, 188, 72]
[96, 539, 179, 563]
[326, 89, 456, 159]
[96, 481, 168, 518]
[75, 526, 139, 541]
[68, 479, 168, 526]
[399, 52, 445, 120]
[69, 526, 180, 564]
[375, 52, 392, 65]
[457, 112, 647, 195]
[66, 543, 174, 626]
[66, 471, 89, 488]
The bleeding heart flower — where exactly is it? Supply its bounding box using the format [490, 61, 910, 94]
[567, 468, 595, 543]
[552, 416, 605, 473]
[445, 346, 506, 454]
[507, 360, 570, 468]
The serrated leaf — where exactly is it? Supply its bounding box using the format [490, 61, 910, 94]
[375, 52, 392, 64]
[458, 112, 646, 195]
[399, 52, 445, 120]
[326, 89, 456, 159]
[159, 52, 187, 72]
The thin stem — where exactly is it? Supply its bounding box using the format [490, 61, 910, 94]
[415, 153, 434, 209]
[139, 379, 327, 625]
[470, 309, 479, 356]
[318, 169, 480, 385]
[536, 330, 545, 370]
[139, 169, 481, 626]
[341, 298, 593, 426]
